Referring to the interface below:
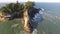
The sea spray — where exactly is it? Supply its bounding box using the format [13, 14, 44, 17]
[32, 29, 38, 34]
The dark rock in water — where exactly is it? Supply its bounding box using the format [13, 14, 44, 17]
[27, 7, 44, 29]
[28, 7, 41, 19]
[22, 7, 44, 34]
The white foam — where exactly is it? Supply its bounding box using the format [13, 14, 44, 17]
[39, 11, 43, 14]
[41, 8, 45, 11]
[32, 29, 38, 34]
[55, 16, 60, 19]
[33, 11, 42, 23]
[55, 16, 58, 18]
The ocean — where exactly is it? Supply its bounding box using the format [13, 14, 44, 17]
[0, 3, 60, 34]
[35, 3, 60, 34]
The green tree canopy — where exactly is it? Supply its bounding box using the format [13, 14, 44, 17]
[25, 1, 35, 9]
[0, 2, 24, 15]
[0, 1, 35, 18]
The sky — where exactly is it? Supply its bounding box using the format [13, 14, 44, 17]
[0, 0, 60, 3]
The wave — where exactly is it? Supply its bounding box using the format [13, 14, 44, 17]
[41, 8, 60, 20]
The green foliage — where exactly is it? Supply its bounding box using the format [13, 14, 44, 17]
[0, 1, 35, 18]
[25, 1, 35, 9]
[0, 2, 24, 14]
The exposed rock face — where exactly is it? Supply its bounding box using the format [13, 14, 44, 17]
[28, 7, 44, 30]
[28, 7, 41, 19]
[23, 10, 33, 33]
[0, 12, 23, 22]
[0, 16, 9, 22]
[22, 7, 42, 34]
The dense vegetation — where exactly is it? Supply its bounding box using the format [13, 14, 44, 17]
[0, 1, 35, 18]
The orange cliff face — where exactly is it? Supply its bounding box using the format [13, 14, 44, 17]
[0, 16, 9, 22]
[0, 12, 7, 22]
[0, 12, 9, 22]
[22, 9, 33, 34]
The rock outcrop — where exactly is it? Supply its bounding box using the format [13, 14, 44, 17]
[0, 16, 9, 22]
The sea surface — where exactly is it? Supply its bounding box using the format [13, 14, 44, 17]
[0, 3, 60, 34]
[35, 3, 60, 34]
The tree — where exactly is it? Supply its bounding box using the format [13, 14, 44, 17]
[25, 1, 35, 9]
[0, 1, 24, 14]
[0, 3, 15, 14]
[0, 1, 35, 18]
